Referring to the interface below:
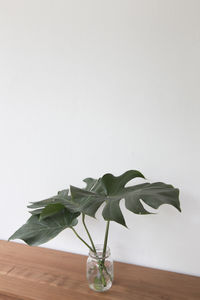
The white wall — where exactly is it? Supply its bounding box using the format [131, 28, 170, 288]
[0, 0, 200, 276]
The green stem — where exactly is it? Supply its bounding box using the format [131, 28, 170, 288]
[82, 213, 96, 253]
[71, 227, 93, 252]
[71, 220, 112, 289]
[81, 214, 107, 286]
[103, 221, 110, 260]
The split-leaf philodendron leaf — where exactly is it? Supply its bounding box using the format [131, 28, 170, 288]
[9, 170, 181, 246]
[70, 170, 181, 227]
[9, 208, 80, 246]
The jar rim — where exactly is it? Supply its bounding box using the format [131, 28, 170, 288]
[89, 244, 110, 259]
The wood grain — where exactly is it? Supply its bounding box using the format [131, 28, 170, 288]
[0, 240, 199, 300]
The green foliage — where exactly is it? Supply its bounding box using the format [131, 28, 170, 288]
[9, 170, 181, 246]
[28, 189, 79, 213]
[71, 170, 180, 227]
[39, 203, 65, 220]
[9, 208, 80, 246]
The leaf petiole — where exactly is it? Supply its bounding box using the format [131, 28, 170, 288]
[82, 213, 96, 253]
[70, 227, 93, 252]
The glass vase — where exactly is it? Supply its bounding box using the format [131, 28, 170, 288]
[86, 244, 113, 292]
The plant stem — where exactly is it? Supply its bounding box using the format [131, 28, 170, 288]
[82, 213, 96, 253]
[103, 221, 110, 260]
[70, 227, 93, 252]
[81, 214, 111, 287]
[71, 220, 112, 289]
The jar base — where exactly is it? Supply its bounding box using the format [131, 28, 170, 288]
[89, 281, 112, 292]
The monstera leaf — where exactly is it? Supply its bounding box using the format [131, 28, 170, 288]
[9, 169, 181, 246]
[9, 208, 80, 246]
[70, 170, 181, 227]
[39, 203, 66, 220]
[28, 189, 79, 215]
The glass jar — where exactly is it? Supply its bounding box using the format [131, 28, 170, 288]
[86, 244, 113, 292]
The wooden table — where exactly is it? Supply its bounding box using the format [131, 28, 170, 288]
[0, 240, 199, 300]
